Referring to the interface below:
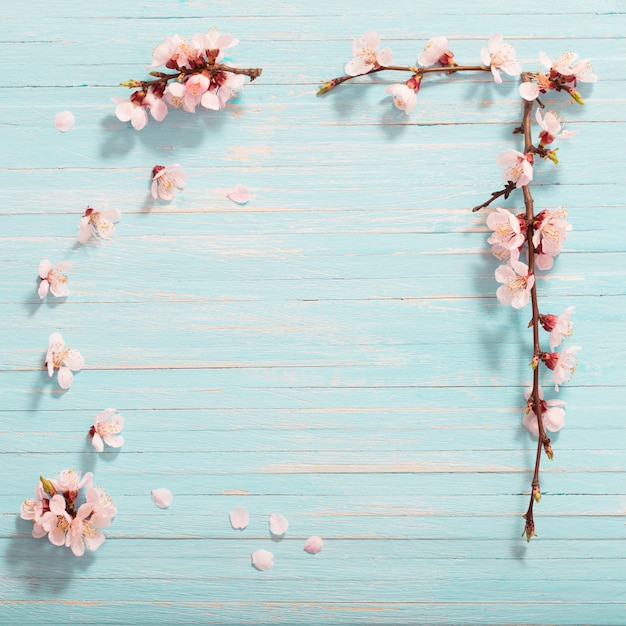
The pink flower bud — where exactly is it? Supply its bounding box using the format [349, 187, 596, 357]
[539, 314, 558, 332]
[542, 352, 560, 370]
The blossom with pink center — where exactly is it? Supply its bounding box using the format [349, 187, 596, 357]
[151, 163, 186, 201]
[68, 502, 106, 557]
[53, 469, 93, 498]
[113, 88, 167, 129]
[480, 33, 522, 83]
[496, 150, 533, 188]
[495, 260, 535, 309]
[77, 206, 121, 243]
[532, 208, 572, 259]
[540, 306, 576, 351]
[89, 408, 125, 452]
[38, 260, 72, 299]
[192, 31, 239, 64]
[86, 487, 118, 528]
[149, 34, 190, 69]
[45, 333, 84, 390]
[165, 74, 210, 113]
[540, 51, 598, 84]
[535, 109, 577, 146]
[385, 83, 418, 115]
[20, 481, 49, 539]
[522, 387, 566, 437]
[486, 208, 525, 253]
[345, 31, 392, 76]
[201, 72, 246, 111]
[41, 494, 72, 547]
[418, 36, 454, 67]
[543, 346, 582, 391]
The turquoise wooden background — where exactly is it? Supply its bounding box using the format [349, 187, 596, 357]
[1, 0, 624, 623]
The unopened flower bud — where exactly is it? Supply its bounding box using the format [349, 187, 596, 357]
[120, 79, 141, 88]
[542, 352, 560, 371]
[405, 74, 422, 93]
[532, 483, 541, 503]
[40, 476, 56, 497]
[529, 354, 540, 370]
[522, 513, 537, 543]
[569, 89, 585, 105]
[543, 439, 554, 460]
[539, 314, 558, 332]
[438, 50, 455, 67]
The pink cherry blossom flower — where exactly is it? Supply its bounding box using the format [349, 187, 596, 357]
[68, 502, 106, 557]
[227, 184, 251, 205]
[418, 36, 453, 67]
[496, 150, 533, 188]
[523, 387, 566, 437]
[54, 111, 75, 132]
[540, 51, 597, 84]
[113, 96, 149, 130]
[532, 208, 572, 259]
[89, 408, 125, 452]
[304, 536, 324, 554]
[540, 306, 576, 351]
[229, 507, 250, 530]
[38, 260, 72, 299]
[20, 481, 49, 539]
[53, 469, 93, 496]
[192, 31, 239, 64]
[77, 206, 121, 243]
[535, 109, 577, 146]
[251, 549, 274, 571]
[543, 345, 582, 391]
[41, 494, 72, 547]
[151, 164, 186, 201]
[495, 260, 535, 309]
[385, 83, 417, 115]
[149, 34, 189, 68]
[201, 72, 246, 111]
[152, 488, 173, 509]
[165, 74, 210, 113]
[480, 33, 522, 83]
[45, 333, 84, 390]
[86, 486, 118, 528]
[345, 31, 392, 77]
[486, 208, 525, 253]
[269, 513, 289, 537]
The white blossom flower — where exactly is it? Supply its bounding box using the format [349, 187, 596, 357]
[544, 345, 582, 391]
[523, 387, 566, 437]
[345, 31, 392, 76]
[495, 260, 534, 309]
[486, 208, 525, 252]
[540, 51, 597, 84]
[532, 208, 572, 259]
[68, 503, 106, 557]
[77, 206, 121, 243]
[151, 164, 186, 200]
[201, 72, 246, 111]
[542, 306, 576, 351]
[535, 109, 577, 146]
[90, 408, 125, 452]
[192, 31, 238, 64]
[418, 36, 451, 67]
[480, 33, 522, 83]
[496, 149, 533, 188]
[41, 494, 72, 547]
[385, 83, 417, 115]
[165, 74, 210, 113]
[38, 260, 72, 299]
[45, 333, 84, 389]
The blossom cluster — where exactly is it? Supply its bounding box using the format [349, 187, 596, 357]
[114, 31, 261, 130]
[20, 470, 116, 557]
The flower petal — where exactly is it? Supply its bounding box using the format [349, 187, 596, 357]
[103, 434, 124, 448]
[519, 82, 539, 101]
[227, 184, 251, 205]
[92, 433, 104, 452]
[251, 549, 274, 571]
[38, 280, 50, 299]
[151, 488, 173, 509]
[229, 507, 250, 530]
[64, 349, 84, 372]
[54, 111, 75, 132]
[304, 536, 324, 554]
[38, 259, 52, 279]
[268, 513, 289, 536]
[57, 366, 74, 389]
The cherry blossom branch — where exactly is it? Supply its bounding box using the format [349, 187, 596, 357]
[319, 31, 593, 541]
[318, 65, 490, 95]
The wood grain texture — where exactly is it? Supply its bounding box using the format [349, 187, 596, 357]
[1, 1, 625, 624]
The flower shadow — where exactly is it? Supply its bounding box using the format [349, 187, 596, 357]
[5, 517, 96, 595]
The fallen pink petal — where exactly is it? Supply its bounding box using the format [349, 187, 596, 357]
[227, 184, 251, 205]
[229, 507, 249, 530]
[151, 488, 173, 509]
[268, 513, 288, 536]
[54, 111, 75, 132]
[304, 536, 324, 554]
[251, 549, 274, 571]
